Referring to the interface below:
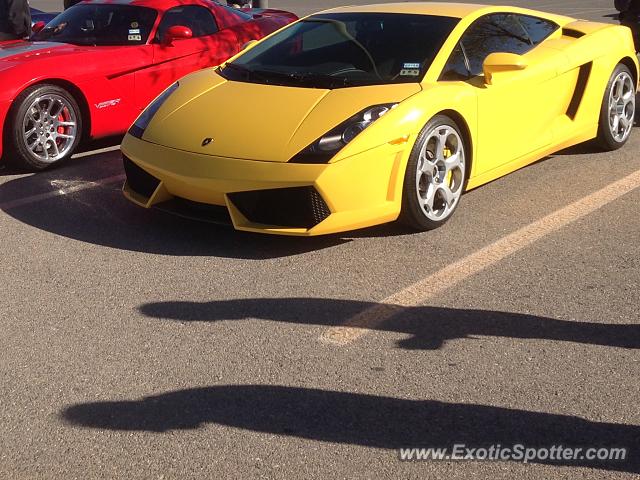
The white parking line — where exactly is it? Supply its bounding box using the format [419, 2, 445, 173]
[320, 168, 640, 346]
[0, 174, 125, 211]
[71, 145, 121, 159]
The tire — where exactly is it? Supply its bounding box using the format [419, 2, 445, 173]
[7, 84, 82, 171]
[596, 64, 636, 151]
[399, 114, 467, 231]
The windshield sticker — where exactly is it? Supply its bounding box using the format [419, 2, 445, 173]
[400, 68, 421, 77]
[400, 62, 421, 76]
[128, 29, 140, 34]
[128, 34, 142, 41]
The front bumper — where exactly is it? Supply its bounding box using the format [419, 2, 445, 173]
[121, 134, 409, 236]
[0, 100, 11, 160]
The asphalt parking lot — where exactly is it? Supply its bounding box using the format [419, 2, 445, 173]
[1, 0, 639, 478]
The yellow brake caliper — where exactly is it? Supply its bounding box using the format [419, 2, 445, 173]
[443, 146, 453, 187]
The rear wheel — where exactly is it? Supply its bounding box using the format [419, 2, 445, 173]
[399, 115, 467, 231]
[8, 84, 82, 171]
[596, 64, 635, 151]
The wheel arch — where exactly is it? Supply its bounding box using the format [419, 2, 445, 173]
[7, 79, 91, 144]
[619, 56, 638, 87]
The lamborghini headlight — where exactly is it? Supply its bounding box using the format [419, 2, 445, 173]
[128, 82, 180, 139]
[290, 103, 398, 164]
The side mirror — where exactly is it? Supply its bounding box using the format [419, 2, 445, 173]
[483, 52, 528, 85]
[162, 25, 193, 46]
[241, 39, 258, 50]
[32, 21, 46, 34]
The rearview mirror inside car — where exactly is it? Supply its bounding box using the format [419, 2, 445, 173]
[483, 52, 528, 85]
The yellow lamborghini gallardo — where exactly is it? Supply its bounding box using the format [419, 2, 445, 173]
[121, 2, 638, 236]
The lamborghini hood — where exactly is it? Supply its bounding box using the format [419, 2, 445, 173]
[142, 70, 421, 162]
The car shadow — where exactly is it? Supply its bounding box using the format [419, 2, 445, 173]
[0, 158, 348, 259]
[0, 135, 124, 176]
[138, 297, 640, 351]
[60, 384, 639, 473]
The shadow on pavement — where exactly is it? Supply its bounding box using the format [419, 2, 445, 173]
[0, 136, 124, 176]
[139, 298, 640, 350]
[60, 384, 639, 473]
[0, 160, 348, 259]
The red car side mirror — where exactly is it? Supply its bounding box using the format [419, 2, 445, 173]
[162, 25, 193, 46]
[32, 21, 46, 34]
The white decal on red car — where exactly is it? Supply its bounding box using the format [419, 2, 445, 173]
[95, 99, 121, 109]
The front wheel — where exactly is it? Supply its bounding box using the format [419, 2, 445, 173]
[8, 84, 82, 171]
[399, 115, 467, 231]
[596, 64, 636, 151]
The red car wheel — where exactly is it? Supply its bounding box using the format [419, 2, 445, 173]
[9, 84, 83, 171]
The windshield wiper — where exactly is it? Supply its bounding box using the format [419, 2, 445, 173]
[223, 63, 250, 75]
[222, 63, 271, 83]
[224, 64, 354, 88]
[252, 69, 354, 88]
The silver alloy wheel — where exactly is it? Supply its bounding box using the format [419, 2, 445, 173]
[608, 71, 635, 143]
[416, 125, 465, 221]
[22, 94, 78, 164]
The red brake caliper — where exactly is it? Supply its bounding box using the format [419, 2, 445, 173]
[57, 107, 68, 147]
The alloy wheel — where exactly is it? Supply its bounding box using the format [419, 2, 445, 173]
[608, 71, 635, 143]
[415, 125, 466, 221]
[22, 94, 78, 164]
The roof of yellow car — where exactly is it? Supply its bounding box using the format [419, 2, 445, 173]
[320, 2, 491, 18]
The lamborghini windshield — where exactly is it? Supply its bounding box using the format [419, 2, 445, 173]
[221, 13, 459, 89]
[32, 4, 157, 46]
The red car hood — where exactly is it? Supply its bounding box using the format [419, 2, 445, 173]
[0, 41, 92, 63]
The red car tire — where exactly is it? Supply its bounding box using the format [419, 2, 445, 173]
[8, 84, 83, 170]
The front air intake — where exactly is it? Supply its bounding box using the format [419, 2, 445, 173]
[155, 197, 232, 225]
[123, 155, 160, 199]
[228, 186, 331, 229]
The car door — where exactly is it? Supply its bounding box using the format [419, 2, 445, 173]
[135, 5, 238, 111]
[441, 13, 565, 174]
[46, 3, 158, 135]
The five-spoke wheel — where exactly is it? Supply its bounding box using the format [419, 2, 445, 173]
[598, 63, 636, 150]
[608, 70, 635, 143]
[400, 114, 466, 230]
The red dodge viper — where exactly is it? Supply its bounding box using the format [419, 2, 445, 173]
[0, 0, 297, 170]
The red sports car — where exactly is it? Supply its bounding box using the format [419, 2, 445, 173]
[0, 0, 297, 170]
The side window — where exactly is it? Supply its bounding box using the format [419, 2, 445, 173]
[459, 13, 533, 77]
[441, 43, 470, 80]
[155, 6, 218, 42]
[516, 14, 559, 45]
